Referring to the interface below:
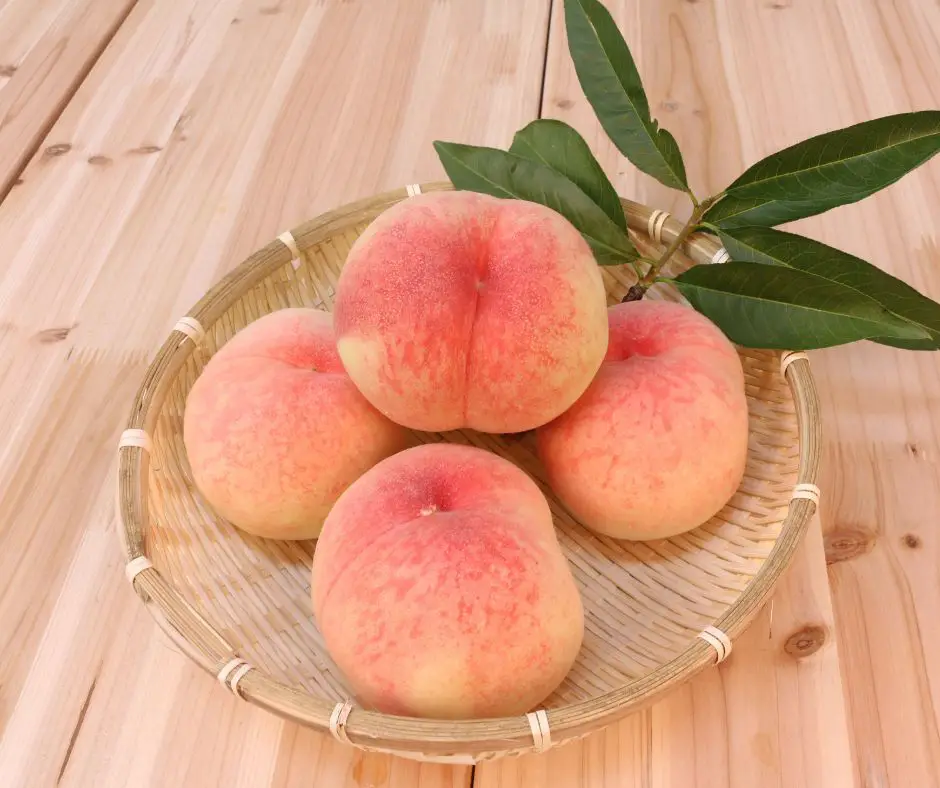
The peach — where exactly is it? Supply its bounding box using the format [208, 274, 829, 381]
[334, 190, 608, 433]
[183, 308, 406, 540]
[311, 443, 583, 719]
[536, 300, 749, 541]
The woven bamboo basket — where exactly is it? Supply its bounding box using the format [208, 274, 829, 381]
[116, 181, 820, 763]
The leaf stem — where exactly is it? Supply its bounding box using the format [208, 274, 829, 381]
[643, 203, 707, 281]
[653, 206, 704, 270]
[623, 194, 719, 303]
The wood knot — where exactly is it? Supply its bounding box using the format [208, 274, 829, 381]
[555, 98, 574, 110]
[43, 143, 72, 158]
[352, 754, 389, 787]
[661, 99, 680, 112]
[35, 324, 76, 343]
[0, 64, 17, 77]
[902, 533, 921, 549]
[87, 155, 112, 166]
[172, 113, 191, 140]
[129, 144, 162, 155]
[824, 529, 875, 564]
[784, 625, 827, 658]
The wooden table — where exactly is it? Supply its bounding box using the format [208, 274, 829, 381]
[0, 1, 937, 786]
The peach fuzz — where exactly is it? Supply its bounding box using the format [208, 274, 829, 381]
[183, 308, 406, 540]
[333, 190, 608, 433]
[311, 443, 584, 719]
[537, 300, 749, 541]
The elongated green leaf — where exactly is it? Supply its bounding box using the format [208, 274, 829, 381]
[705, 111, 940, 227]
[509, 119, 626, 231]
[718, 226, 940, 350]
[433, 141, 636, 266]
[673, 262, 931, 350]
[563, 0, 688, 191]
[703, 186, 884, 229]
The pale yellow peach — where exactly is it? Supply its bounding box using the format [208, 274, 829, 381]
[183, 309, 406, 539]
[311, 443, 584, 719]
[537, 300, 749, 541]
[334, 190, 608, 433]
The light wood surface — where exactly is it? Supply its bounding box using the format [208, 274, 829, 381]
[0, 0, 137, 197]
[0, 1, 937, 786]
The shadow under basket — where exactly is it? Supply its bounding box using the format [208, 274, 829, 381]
[116, 181, 820, 763]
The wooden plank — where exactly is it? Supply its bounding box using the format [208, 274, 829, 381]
[475, 0, 940, 784]
[816, 3, 940, 786]
[0, 0, 549, 786]
[709, 1, 940, 785]
[2, 1, 938, 786]
[0, 0, 137, 197]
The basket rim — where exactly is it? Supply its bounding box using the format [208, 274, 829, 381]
[116, 181, 820, 759]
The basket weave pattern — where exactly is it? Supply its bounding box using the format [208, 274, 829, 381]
[117, 182, 819, 761]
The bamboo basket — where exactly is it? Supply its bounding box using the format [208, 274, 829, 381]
[116, 181, 819, 763]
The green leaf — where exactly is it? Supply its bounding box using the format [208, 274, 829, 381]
[702, 186, 884, 229]
[433, 140, 637, 266]
[563, 0, 688, 191]
[673, 262, 931, 350]
[509, 119, 626, 231]
[705, 111, 940, 227]
[717, 226, 940, 350]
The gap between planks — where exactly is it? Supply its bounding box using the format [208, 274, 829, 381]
[0, 0, 141, 203]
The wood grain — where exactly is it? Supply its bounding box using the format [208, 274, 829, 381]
[0, 0, 547, 785]
[706, 2, 940, 785]
[1, 0, 939, 786]
[0, 0, 137, 197]
[478, 0, 939, 786]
